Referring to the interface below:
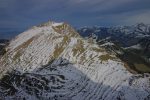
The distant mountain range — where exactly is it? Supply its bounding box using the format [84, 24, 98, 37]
[78, 23, 150, 73]
[0, 28, 23, 39]
[78, 23, 150, 46]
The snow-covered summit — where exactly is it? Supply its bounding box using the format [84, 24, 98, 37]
[52, 22, 64, 27]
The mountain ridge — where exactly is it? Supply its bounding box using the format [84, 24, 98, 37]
[0, 21, 150, 99]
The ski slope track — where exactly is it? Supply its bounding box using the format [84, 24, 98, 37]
[0, 21, 150, 100]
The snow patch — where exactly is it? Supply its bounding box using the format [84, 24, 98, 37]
[52, 22, 64, 27]
[126, 44, 141, 50]
[100, 42, 114, 46]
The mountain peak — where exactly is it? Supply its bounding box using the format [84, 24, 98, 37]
[0, 21, 150, 99]
[36, 21, 64, 27]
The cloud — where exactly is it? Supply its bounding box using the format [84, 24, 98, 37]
[123, 10, 150, 25]
[0, 0, 150, 30]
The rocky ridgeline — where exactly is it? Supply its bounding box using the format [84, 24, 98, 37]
[0, 21, 149, 100]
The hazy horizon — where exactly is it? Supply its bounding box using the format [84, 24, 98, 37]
[0, 0, 150, 39]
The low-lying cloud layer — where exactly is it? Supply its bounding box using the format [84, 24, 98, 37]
[0, 0, 150, 30]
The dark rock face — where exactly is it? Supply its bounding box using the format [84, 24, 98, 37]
[0, 58, 70, 99]
[138, 38, 150, 57]
[0, 39, 9, 56]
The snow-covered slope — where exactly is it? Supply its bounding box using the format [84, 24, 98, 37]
[0, 21, 150, 100]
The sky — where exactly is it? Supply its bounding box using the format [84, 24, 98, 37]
[0, 0, 150, 33]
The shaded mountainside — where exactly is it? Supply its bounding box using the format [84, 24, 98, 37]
[78, 23, 150, 73]
[0, 21, 150, 99]
[1, 58, 150, 100]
